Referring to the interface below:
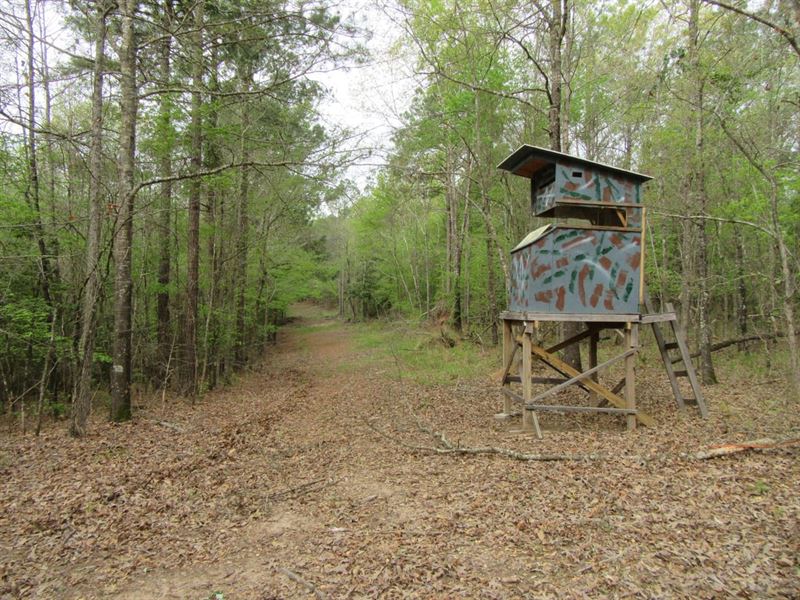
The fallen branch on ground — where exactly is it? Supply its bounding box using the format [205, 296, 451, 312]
[365, 419, 599, 462]
[154, 420, 185, 433]
[268, 478, 335, 502]
[279, 567, 326, 599]
[694, 437, 800, 460]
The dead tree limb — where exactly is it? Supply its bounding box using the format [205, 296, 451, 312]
[694, 437, 800, 460]
[702, 0, 800, 58]
[365, 419, 598, 462]
[268, 478, 333, 502]
[672, 332, 792, 363]
[279, 568, 327, 600]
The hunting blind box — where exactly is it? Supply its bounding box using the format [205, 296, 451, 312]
[495, 145, 708, 437]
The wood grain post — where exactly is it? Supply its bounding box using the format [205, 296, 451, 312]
[502, 319, 513, 414]
[589, 327, 599, 404]
[624, 323, 638, 431]
[521, 324, 533, 431]
[521, 324, 542, 438]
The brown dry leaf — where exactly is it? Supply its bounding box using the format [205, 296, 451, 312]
[1, 305, 799, 599]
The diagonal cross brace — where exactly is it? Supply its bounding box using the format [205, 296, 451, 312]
[530, 345, 655, 427]
[528, 349, 635, 405]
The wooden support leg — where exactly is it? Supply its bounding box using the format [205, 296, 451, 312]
[521, 325, 542, 438]
[589, 328, 599, 404]
[624, 323, 638, 431]
[502, 319, 513, 414]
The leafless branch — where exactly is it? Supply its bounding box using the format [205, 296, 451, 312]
[279, 568, 327, 599]
[365, 418, 598, 462]
[702, 0, 800, 58]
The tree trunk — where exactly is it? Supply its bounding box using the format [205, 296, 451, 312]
[110, 0, 138, 423]
[444, 148, 457, 299]
[452, 154, 472, 333]
[547, 0, 581, 368]
[689, 0, 717, 384]
[678, 216, 693, 338]
[484, 192, 498, 346]
[734, 226, 748, 352]
[547, 0, 563, 153]
[71, 0, 109, 436]
[235, 71, 252, 368]
[201, 48, 221, 391]
[185, 0, 204, 399]
[156, 0, 174, 386]
[769, 182, 799, 397]
[23, 0, 53, 307]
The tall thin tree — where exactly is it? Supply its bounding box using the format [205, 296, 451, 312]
[72, 0, 111, 436]
[110, 0, 138, 422]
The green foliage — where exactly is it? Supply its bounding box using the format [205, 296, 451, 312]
[0, 0, 798, 421]
[0, 296, 51, 348]
[341, 320, 498, 386]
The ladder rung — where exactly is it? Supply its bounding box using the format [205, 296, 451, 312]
[674, 370, 688, 377]
[663, 342, 679, 350]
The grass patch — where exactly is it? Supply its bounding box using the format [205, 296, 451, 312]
[291, 320, 340, 335]
[344, 320, 500, 386]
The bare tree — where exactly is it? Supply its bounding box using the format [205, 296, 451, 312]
[156, 0, 174, 387]
[110, 0, 138, 422]
[72, 0, 111, 436]
[185, 0, 204, 399]
[688, 0, 718, 384]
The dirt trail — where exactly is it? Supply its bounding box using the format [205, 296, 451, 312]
[1, 304, 799, 598]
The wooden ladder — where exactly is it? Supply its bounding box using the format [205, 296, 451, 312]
[645, 297, 708, 418]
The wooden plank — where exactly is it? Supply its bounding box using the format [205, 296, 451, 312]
[522, 331, 532, 410]
[501, 320, 515, 413]
[640, 312, 677, 324]
[555, 198, 642, 209]
[521, 330, 542, 438]
[644, 292, 685, 410]
[624, 324, 637, 431]
[501, 328, 518, 381]
[530, 345, 655, 427]
[508, 373, 595, 394]
[589, 330, 599, 404]
[494, 410, 522, 419]
[525, 404, 637, 415]
[499, 311, 641, 323]
[610, 377, 626, 395]
[502, 387, 524, 404]
[667, 303, 709, 418]
[558, 223, 642, 233]
[506, 376, 570, 385]
[529, 349, 635, 405]
[546, 327, 593, 354]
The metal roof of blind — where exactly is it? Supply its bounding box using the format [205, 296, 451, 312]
[497, 145, 652, 182]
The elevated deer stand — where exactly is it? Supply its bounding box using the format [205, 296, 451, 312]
[496, 145, 708, 436]
[498, 306, 707, 437]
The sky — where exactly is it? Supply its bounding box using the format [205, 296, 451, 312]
[309, 0, 418, 193]
[0, 0, 414, 198]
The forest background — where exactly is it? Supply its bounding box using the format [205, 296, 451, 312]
[0, 0, 798, 437]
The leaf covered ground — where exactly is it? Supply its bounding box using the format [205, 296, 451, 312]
[1, 304, 799, 598]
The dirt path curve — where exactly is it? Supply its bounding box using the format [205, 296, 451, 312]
[2, 303, 799, 598]
[112, 302, 426, 598]
[110, 302, 513, 599]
